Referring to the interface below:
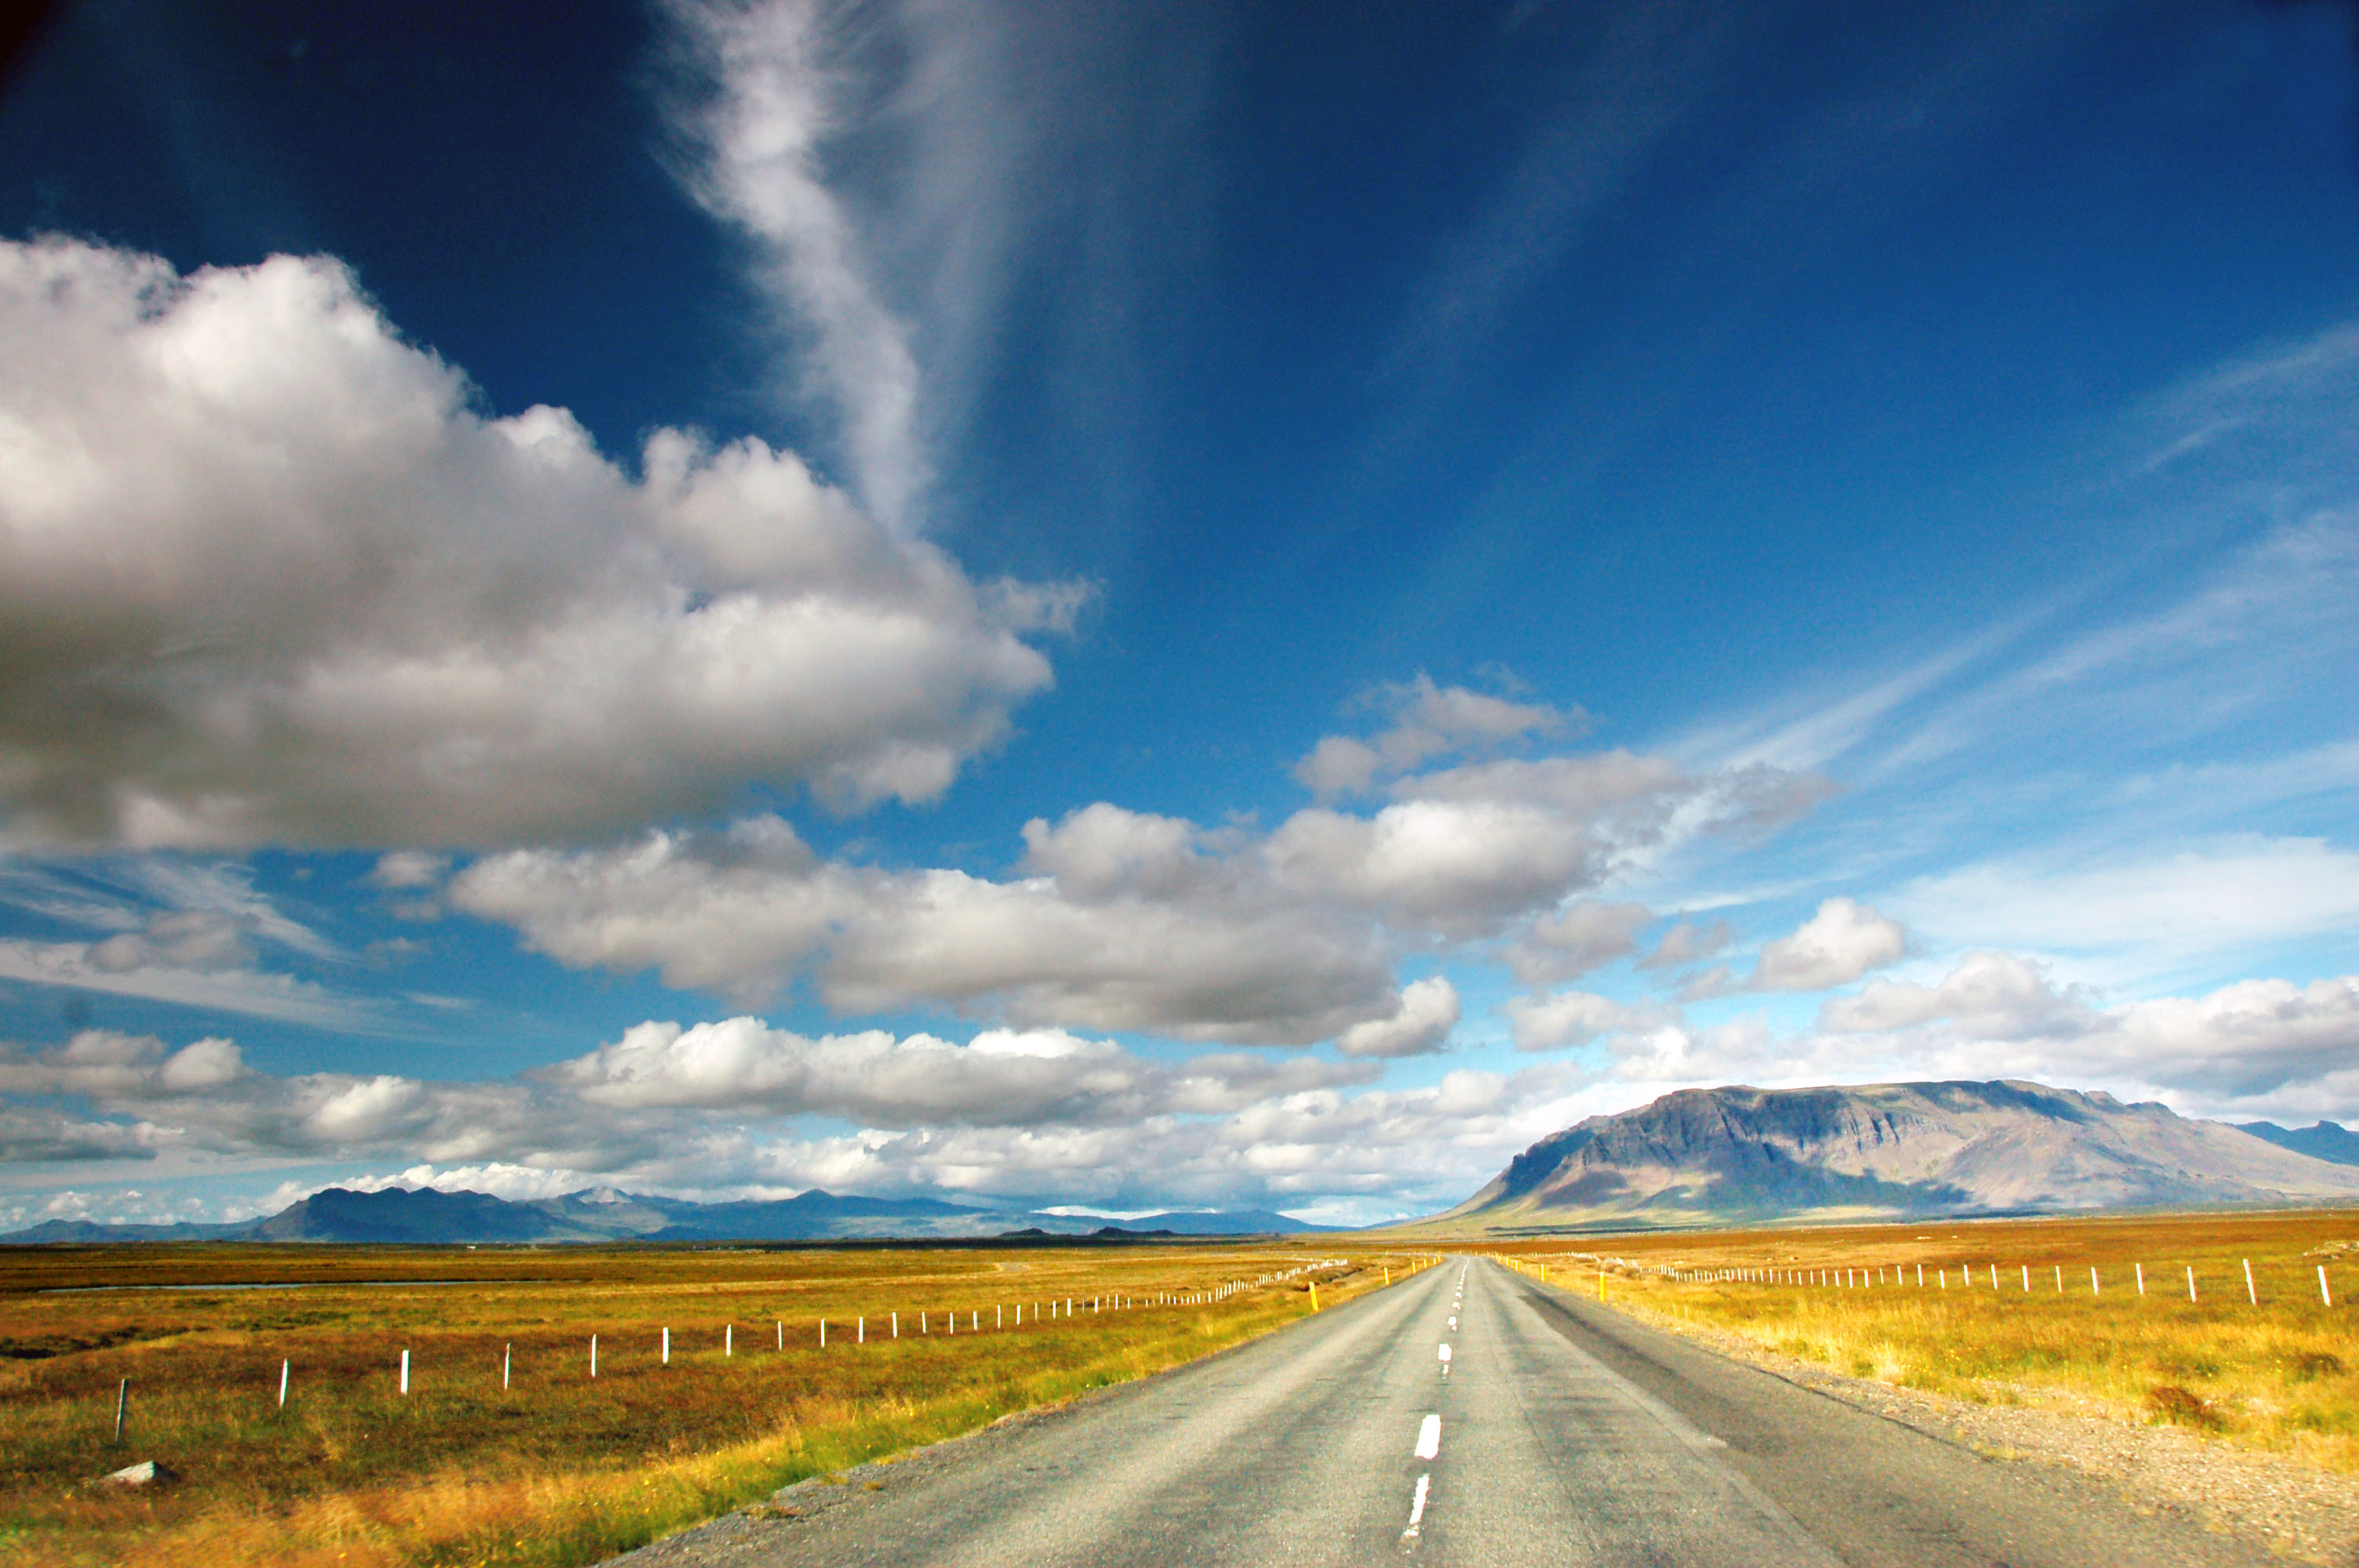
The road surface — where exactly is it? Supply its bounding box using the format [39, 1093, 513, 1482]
[617, 1255, 2276, 1567]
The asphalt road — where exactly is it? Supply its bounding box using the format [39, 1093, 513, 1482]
[619, 1256, 2277, 1568]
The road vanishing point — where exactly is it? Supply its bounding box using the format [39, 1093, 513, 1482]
[617, 1256, 2274, 1568]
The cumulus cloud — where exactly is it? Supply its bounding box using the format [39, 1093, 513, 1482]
[1335, 977, 1459, 1058]
[0, 238, 1067, 848]
[1744, 897, 1908, 992]
[1820, 949, 2092, 1038]
[1295, 675, 1572, 794]
[1505, 900, 1652, 982]
[369, 853, 449, 891]
[452, 815, 1396, 1043]
[1503, 989, 1661, 1052]
[542, 1017, 1373, 1123]
[456, 741, 1817, 1043]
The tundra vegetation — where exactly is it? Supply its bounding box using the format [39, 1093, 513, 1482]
[1487, 1207, 2359, 1472]
[0, 1240, 1419, 1568]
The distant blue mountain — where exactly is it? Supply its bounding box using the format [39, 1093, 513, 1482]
[2237, 1120, 2359, 1167]
[1, 1185, 1338, 1245]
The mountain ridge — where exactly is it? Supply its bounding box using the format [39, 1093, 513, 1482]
[1434, 1079, 2359, 1232]
[1, 1187, 1336, 1246]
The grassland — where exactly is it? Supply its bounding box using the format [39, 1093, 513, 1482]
[0, 1240, 1434, 1568]
[1479, 1207, 2359, 1472]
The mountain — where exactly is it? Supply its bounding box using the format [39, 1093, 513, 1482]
[1437, 1080, 2359, 1232]
[1, 1187, 1335, 1245]
[0, 1218, 253, 1243]
[2236, 1120, 2359, 1167]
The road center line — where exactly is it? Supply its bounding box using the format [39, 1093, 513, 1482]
[1414, 1413, 1441, 1459]
[1403, 1472, 1430, 1537]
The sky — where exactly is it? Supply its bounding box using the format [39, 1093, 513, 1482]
[0, 0, 2354, 1230]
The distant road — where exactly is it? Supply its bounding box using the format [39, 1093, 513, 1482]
[619, 1257, 2273, 1567]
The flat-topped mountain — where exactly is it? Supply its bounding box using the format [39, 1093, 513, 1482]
[1438, 1080, 2359, 1232]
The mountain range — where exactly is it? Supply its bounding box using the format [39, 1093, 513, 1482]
[1437, 1080, 2359, 1232]
[16, 1082, 2359, 1245]
[0, 1186, 1332, 1246]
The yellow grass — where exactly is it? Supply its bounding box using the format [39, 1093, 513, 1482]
[0, 1241, 1438, 1566]
[1480, 1208, 2359, 1470]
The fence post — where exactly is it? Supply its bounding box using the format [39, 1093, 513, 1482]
[280, 1359, 290, 1408]
[503, 1344, 511, 1391]
[777, 1319, 783, 1351]
[662, 1327, 670, 1365]
[820, 1319, 826, 1348]
[114, 1377, 127, 1444]
[2091, 1267, 2099, 1294]
[591, 1334, 598, 1377]
[2245, 1259, 2257, 1305]
[400, 1348, 409, 1396]
[728, 1324, 734, 1357]
[859, 1316, 865, 1342]
[2136, 1263, 2144, 1296]
[2321, 1266, 2333, 1307]
[2187, 1267, 2197, 1302]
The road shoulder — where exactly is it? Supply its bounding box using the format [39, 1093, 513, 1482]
[1532, 1280, 2357, 1566]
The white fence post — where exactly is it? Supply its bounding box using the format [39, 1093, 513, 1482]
[2245, 1259, 2257, 1305]
[2321, 1266, 2333, 1307]
[400, 1348, 409, 1396]
[279, 1359, 289, 1408]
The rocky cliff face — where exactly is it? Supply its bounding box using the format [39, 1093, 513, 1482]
[1441, 1080, 2359, 1230]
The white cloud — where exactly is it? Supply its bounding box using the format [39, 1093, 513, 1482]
[0, 938, 375, 1029]
[1503, 989, 1659, 1052]
[1895, 837, 2359, 974]
[1821, 949, 2091, 1038]
[1294, 675, 1570, 794]
[86, 909, 253, 974]
[542, 1016, 1373, 1123]
[661, 0, 927, 526]
[0, 237, 1066, 848]
[453, 815, 1397, 1043]
[1746, 896, 1908, 992]
[1505, 900, 1652, 983]
[1335, 977, 1459, 1058]
[1637, 917, 1733, 971]
[369, 852, 449, 890]
[455, 742, 1819, 1043]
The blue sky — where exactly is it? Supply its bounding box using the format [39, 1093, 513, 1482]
[0, 0, 2354, 1229]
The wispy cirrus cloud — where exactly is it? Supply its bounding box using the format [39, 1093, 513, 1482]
[661, 0, 929, 527]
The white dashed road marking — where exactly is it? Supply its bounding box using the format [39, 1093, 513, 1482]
[1404, 1472, 1430, 1538]
[1415, 1413, 1441, 1459]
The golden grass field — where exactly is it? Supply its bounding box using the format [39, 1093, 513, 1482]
[1481, 1207, 2359, 1472]
[0, 1240, 1434, 1568]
